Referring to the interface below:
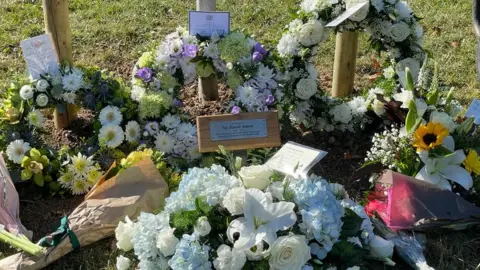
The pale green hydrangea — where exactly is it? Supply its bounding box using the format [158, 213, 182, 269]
[138, 92, 173, 120]
[158, 72, 178, 90]
[218, 33, 251, 63]
[137, 52, 156, 68]
[196, 62, 215, 78]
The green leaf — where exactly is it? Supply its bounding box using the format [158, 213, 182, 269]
[445, 87, 455, 105]
[455, 117, 475, 136]
[20, 169, 33, 181]
[340, 208, 364, 238]
[405, 101, 418, 133]
[429, 146, 454, 158]
[33, 173, 44, 187]
[426, 89, 439, 105]
[405, 67, 414, 91]
[21, 156, 31, 168]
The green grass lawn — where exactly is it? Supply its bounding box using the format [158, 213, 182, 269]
[1, 0, 480, 269]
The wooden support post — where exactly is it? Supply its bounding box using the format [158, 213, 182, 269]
[43, 0, 77, 129]
[196, 0, 219, 101]
[332, 31, 359, 97]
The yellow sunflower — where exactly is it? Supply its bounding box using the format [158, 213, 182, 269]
[464, 149, 480, 175]
[412, 122, 449, 152]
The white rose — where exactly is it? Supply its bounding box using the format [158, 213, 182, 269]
[36, 94, 49, 107]
[238, 165, 273, 190]
[329, 103, 353, 124]
[36, 79, 50, 92]
[369, 235, 394, 259]
[114, 216, 135, 251]
[222, 187, 246, 215]
[298, 20, 325, 46]
[269, 234, 311, 270]
[131, 85, 146, 102]
[389, 22, 411, 42]
[345, 0, 370, 22]
[213, 244, 247, 270]
[20, 85, 34, 100]
[156, 227, 179, 257]
[430, 111, 456, 132]
[295, 78, 318, 100]
[116, 255, 131, 270]
[194, 216, 211, 236]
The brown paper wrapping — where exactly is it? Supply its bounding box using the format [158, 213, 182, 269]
[0, 158, 168, 270]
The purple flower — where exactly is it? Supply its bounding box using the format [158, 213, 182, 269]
[231, 106, 241, 115]
[183, 44, 198, 57]
[173, 99, 184, 107]
[254, 42, 268, 55]
[252, 51, 264, 62]
[135, 67, 153, 83]
[266, 95, 275, 105]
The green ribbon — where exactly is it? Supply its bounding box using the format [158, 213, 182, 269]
[39, 216, 80, 249]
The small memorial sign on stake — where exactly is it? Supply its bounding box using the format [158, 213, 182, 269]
[326, 2, 369, 27]
[19, 34, 59, 79]
[266, 141, 328, 178]
[197, 111, 281, 153]
[189, 11, 230, 37]
[466, 98, 480, 125]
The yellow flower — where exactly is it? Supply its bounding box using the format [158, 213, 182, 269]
[120, 149, 153, 168]
[412, 122, 449, 152]
[464, 150, 480, 175]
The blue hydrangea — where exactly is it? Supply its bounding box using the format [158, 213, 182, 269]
[289, 175, 344, 260]
[165, 165, 242, 213]
[169, 234, 212, 270]
[341, 199, 375, 245]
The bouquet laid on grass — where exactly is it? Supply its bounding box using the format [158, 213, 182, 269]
[114, 157, 396, 270]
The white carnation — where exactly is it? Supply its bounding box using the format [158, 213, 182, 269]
[298, 20, 325, 46]
[156, 227, 180, 257]
[329, 103, 353, 124]
[277, 34, 299, 56]
[116, 255, 131, 270]
[214, 245, 247, 270]
[295, 78, 318, 100]
[115, 216, 135, 252]
[389, 22, 411, 42]
[131, 85, 146, 102]
[194, 216, 211, 237]
[222, 187, 246, 215]
[347, 97, 367, 115]
[395, 1, 413, 20]
[20, 85, 34, 100]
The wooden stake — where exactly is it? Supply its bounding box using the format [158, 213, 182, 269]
[196, 0, 219, 101]
[332, 31, 359, 97]
[43, 0, 77, 128]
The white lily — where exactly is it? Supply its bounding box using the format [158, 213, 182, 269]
[229, 189, 296, 251]
[416, 136, 473, 190]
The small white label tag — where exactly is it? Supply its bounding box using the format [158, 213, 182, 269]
[20, 34, 59, 79]
[326, 2, 369, 28]
[466, 98, 480, 125]
[189, 11, 230, 37]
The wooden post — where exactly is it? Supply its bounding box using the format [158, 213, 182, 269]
[196, 0, 219, 101]
[332, 31, 359, 97]
[43, 0, 77, 129]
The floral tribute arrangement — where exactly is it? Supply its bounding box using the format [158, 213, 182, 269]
[114, 151, 397, 270]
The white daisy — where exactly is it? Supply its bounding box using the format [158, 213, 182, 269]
[161, 114, 181, 130]
[99, 124, 125, 148]
[124, 121, 141, 143]
[154, 131, 174, 154]
[19, 85, 34, 100]
[71, 179, 90, 195]
[99, 106, 123, 126]
[70, 153, 94, 176]
[62, 92, 77, 104]
[27, 110, 45, 128]
[176, 123, 197, 140]
[58, 170, 75, 188]
[61, 74, 83, 92]
[6, 140, 31, 164]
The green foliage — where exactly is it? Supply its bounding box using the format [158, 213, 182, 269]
[395, 138, 421, 176]
[326, 240, 366, 269]
[340, 209, 364, 238]
[405, 100, 418, 133]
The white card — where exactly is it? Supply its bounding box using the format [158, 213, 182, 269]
[466, 98, 480, 125]
[189, 11, 230, 37]
[266, 141, 328, 178]
[20, 34, 59, 79]
[326, 2, 369, 27]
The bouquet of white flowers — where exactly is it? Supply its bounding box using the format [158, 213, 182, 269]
[115, 161, 395, 270]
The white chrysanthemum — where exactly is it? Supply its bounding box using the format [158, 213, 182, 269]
[35, 79, 49, 92]
[155, 131, 174, 153]
[62, 92, 76, 104]
[116, 255, 131, 270]
[329, 103, 353, 124]
[71, 179, 90, 195]
[395, 1, 413, 20]
[235, 86, 256, 104]
[124, 121, 141, 143]
[295, 78, 318, 100]
[99, 106, 123, 126]
[27, 110, 45, 128]
[257, 64, 275, 80]
[345, 0, 370, 22]
[19, 85, 34, 100]
[222, 186, 246, 215]
[177, 123, 197, 140]
[6, 140, 31, 164]
[213, 244, 247, 270]
[277, 34, 299, 56]
[298, 20, 325, 46]
[70, 152, 93, 176]
[161, 114, 181, 130]
[131, 85, 146, 102]
[204, 43, 220, 58]
[347, 97, 367, 115]
[58, 170, 74, 188]
[187, 144, 202, 161]
[35, 94, 49, 107]
[62, 74, 83, 92]
[99, 124, 124, 148]
[389, 22, 411, 42]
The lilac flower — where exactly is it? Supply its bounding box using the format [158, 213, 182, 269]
[231, 106, 241, 115]
[135, 67, 153, 83]
[254, 42, 268, 55]
[266, 94, 275, 105]
[183, 45, 198, 58]
[252, 51, 264, 62]
[173, 99, 184, 107]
